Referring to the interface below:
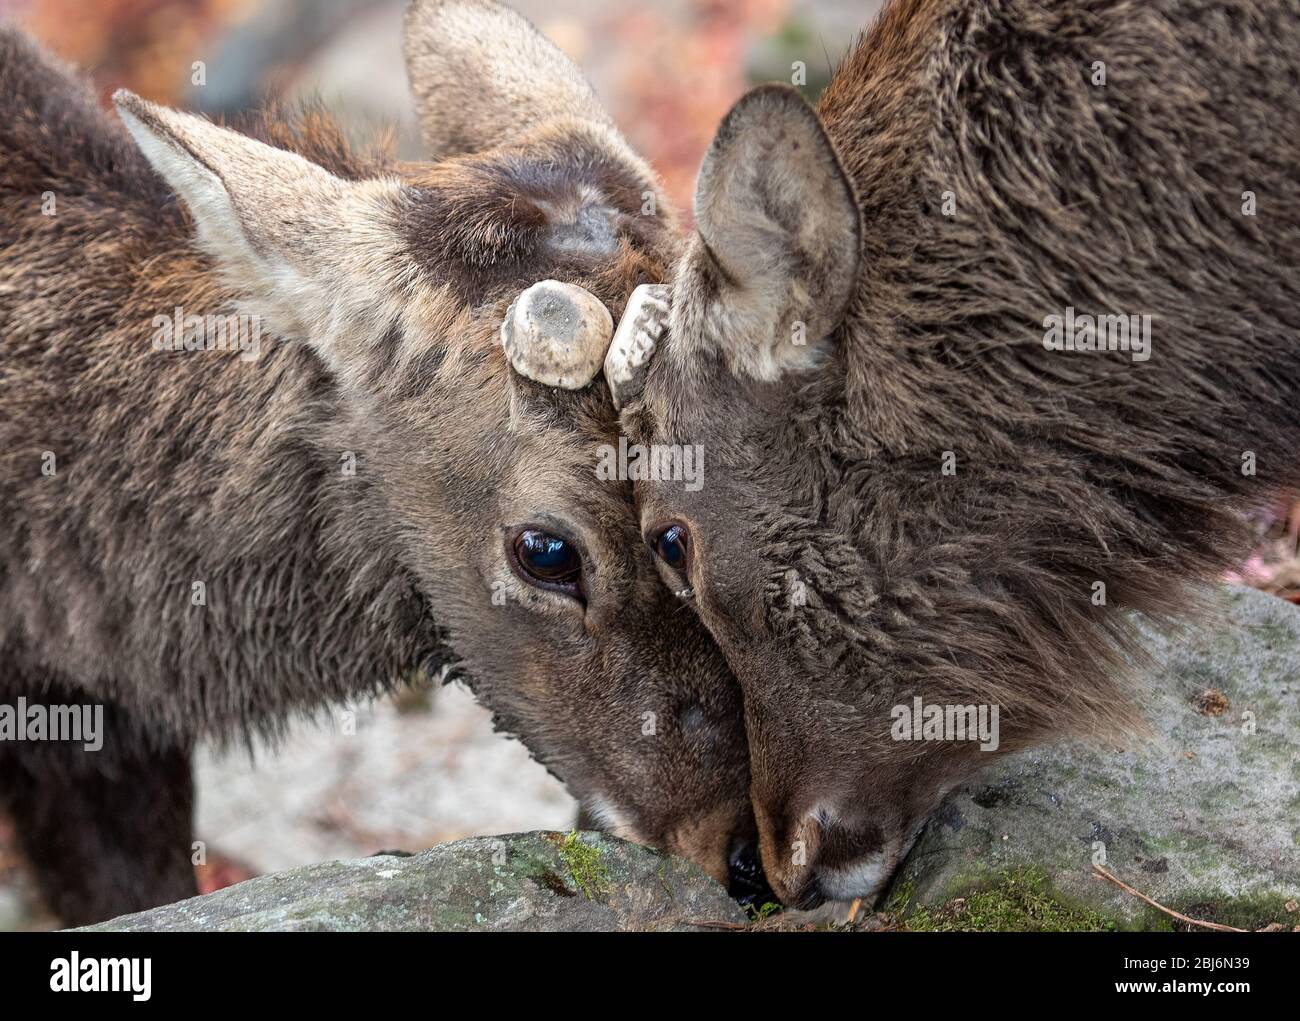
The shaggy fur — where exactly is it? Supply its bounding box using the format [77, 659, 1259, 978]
[0, 2, 753, 925]
[630, 0, 1300, 905]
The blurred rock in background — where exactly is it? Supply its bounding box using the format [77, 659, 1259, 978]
[193, 681, 577, 879]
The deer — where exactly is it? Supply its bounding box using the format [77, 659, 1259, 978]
[605, 0, 1300, 907]
[0, 0, 768, 926]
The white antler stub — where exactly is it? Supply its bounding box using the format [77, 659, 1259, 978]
[603, 283, 671, 410]
[501, 280, 614, 389]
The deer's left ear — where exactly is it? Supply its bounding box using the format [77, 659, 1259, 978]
[678, 84, 861, 381]
[114, 90, 406, 375]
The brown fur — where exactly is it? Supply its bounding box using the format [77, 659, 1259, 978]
[632, 0, 1300, 905]
[0, 3, 756, 925]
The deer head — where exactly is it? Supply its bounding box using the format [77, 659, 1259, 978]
[112, 0, 762, 891]
[615, 56, 1185, 905]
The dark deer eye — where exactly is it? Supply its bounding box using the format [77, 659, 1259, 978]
[511, 528, 583, 595]
[649, 522, 690, 571]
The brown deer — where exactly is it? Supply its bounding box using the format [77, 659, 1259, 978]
[0, 0, 765, 926]
[610, 0, 1300, 906]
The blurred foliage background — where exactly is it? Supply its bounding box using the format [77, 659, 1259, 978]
[2, 0, 875, 210]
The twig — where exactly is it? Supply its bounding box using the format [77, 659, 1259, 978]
[1091, 864, 1246, 932]
[847, 898, 862, 924]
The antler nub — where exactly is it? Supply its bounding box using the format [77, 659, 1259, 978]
[603, 283, 671, 410]
[501, 280, 614, 389]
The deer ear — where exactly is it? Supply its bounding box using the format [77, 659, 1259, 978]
[403, 0, 615, 156]
[113, 90, 404, 373]
[682, 84, 861, 381]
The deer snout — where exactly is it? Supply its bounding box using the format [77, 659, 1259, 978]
[662, 804, 769, 896]
[755, 801, 901, 910]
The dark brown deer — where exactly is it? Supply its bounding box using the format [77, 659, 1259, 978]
[612, 0, 1300, 906]
[0, 0, 762, 926]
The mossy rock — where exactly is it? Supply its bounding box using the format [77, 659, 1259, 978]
[888, 586, 1300, 931]
[78, 831, 744, 932]
[891, 868, 1115, 932]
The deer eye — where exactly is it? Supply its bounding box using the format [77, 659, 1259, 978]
[649, 522, 690, 572]
[511, 528, 583, 596]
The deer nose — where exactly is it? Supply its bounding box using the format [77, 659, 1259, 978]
[726, 837, 778, 907]
[753, 801, 885, 909]
[774, 809, 891, 909]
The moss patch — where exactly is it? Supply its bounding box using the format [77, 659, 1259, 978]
[896, 868, 1115, 932]
[744, 900, 782, 922]
[1148, 892, 1300, 932]
[559, 831, 610, 901]
[883, 879, 915, 916]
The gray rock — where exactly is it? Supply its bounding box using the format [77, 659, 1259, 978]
[889, 585, 1300, 930]
[79, 831, 744, 932]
